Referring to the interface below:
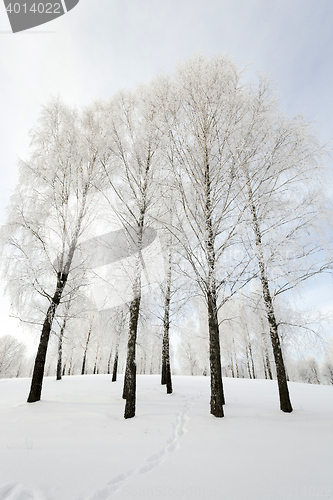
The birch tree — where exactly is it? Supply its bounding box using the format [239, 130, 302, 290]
[164, 54, 250, 417]
[233, 79, 330, 411]
[101, 84, 166, 418]
[0, 335, 26, 378]
[0, 98, 105, 402]
[160, 243, 173, 393]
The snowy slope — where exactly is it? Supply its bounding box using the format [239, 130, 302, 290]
[0, 375, 332, 500]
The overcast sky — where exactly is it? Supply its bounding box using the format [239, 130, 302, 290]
[0, 0, 332, 347]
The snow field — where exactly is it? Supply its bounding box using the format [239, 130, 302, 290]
[0, 375, 332, 500]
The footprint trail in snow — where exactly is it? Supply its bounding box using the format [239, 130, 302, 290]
[87, 393, 202, 500]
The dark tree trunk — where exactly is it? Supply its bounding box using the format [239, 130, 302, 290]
[27, 273, 67, 402]
[112, 350, 118, 382]
[262, 285, 292, 412]
[207, 289, 224, 417]
[162, 328, 173, 394]
[246, 173, 292, 413]
[81, 322, 92, 375]
[161, 247, 173, 394]
[123, 294, 141, 418]
[204, 152, 224, 417]
[93, 345, 99, 374]
[56, 334, 63, 381]
[122, 218, 145, 419]
[263, 354, 268, 379]
[107, 349, 112, 375]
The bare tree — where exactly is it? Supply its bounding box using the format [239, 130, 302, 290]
[0, 98, 105, 402]
[0, 335, 26, 378]
[232, 79, 330, 411]
[100, 84, 166, 418]
[163, 54, 252, 417]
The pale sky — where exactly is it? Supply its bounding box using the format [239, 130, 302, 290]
[0, 0, 332, 348]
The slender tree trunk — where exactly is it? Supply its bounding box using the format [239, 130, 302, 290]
[107, 349, 112, 375]
[248, 338, 256, 379]
[93, 344, 99, 374]
[142, 351, 147, 374]
[261, 281, 292, 411]
[233, 339, 239, 378]
[161, 247, 173, 394]
[204, 152, 224, 417]
[27, 273, 67, 402]
[56, 315, 67, 381]
[229, 350, 235, 378]
[246, 343, 252, 379]
[112, 349, 118, 382]
[260, 318, 273, 380]
[263, 354, 268, 379]
[81, 322, 92, 375]
[246, 172, 292, 412]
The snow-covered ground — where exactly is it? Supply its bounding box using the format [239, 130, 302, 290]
[0, 375, 332, 500]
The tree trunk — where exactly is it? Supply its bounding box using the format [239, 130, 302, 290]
[81, 322, 92, 375]
[122, 219, 145, 419]
[112, 349, 118, 382]
[246, 172, 292, 413]
[27, 273, 67, 402]
[246, 344, 252, 379]
[205, 153, 224, 417]
[229, 350, 235, 378]
[248, 338, 256, 379]
[56, 315, 67, 381]
[123, 294, 141, 418]
[161, 247, 173, 394]
[262, 284, 293, 412]
[93, 344, 99, 374]
[233, 339, 239, 378]
[260, 318, 273, 380]
[207, 289, 224, 417]
[263, 354, 268, 379]
[107, 349, 112, 375]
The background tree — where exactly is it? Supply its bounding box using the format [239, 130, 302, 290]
[297, 356, 321, 384]
[321, 337, 333, 385]
[0, 335, 26, 378]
